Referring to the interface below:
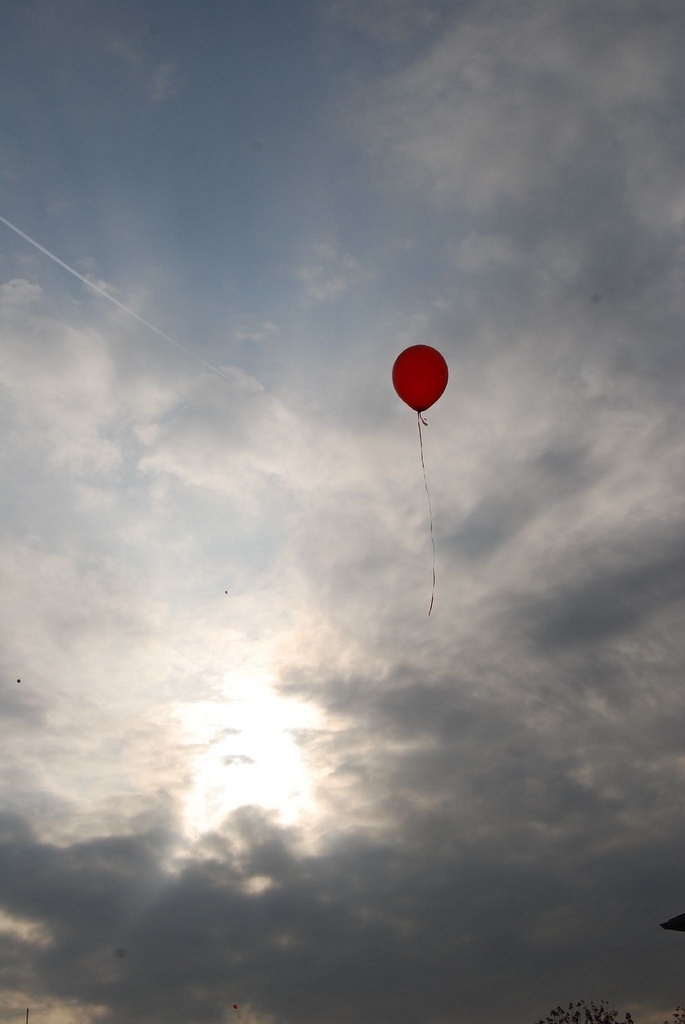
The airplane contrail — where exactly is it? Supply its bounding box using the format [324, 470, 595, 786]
[0, 213, 233, 382]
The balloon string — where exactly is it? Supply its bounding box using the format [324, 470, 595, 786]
[417, 411, 436, 616]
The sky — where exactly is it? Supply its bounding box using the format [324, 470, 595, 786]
[1, 1, 685, 1022]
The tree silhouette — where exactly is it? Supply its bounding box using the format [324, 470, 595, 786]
[535, 1001, 634, 1024]
[531, 1003, 685, 1024]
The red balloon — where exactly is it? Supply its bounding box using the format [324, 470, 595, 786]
[392, 345, 448, 412]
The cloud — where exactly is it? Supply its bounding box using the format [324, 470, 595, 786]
[296, 244, 370, 304]
[358, 1, 685, 217]
[222, 754, 255, 767]
[520, 525, 685, 651]
[454, 232, 522, 273]
[0, 278, 43, 307]
[2, 646, 684, 1024]
[326, 0, 445, 43]
[105, 32, 177, 104]
[2, 2, 685, 1020]
[0, 296, 123, 475]
[232, 316, 280, 343]
[107, 34, 142, 66]
[150, 62, 177, 103]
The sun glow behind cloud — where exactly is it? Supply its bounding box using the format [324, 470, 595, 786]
[175, 670, 322, 840]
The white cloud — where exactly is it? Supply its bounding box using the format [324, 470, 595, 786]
[107, 34, 141, 66]
[0, 278, 43, 307]
[296, 244, 369, 304]
[232, 315, 280, 343]
[150, 62, 177, 103]
[0, 303, 119, 474]
[359, 1, 684, 215]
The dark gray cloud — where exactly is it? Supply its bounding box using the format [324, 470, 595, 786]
[223, 754, 255, 767]
[2, 674, 684, 1024]
[511, 526, 685, 652]
[446, 492, 534, 561]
